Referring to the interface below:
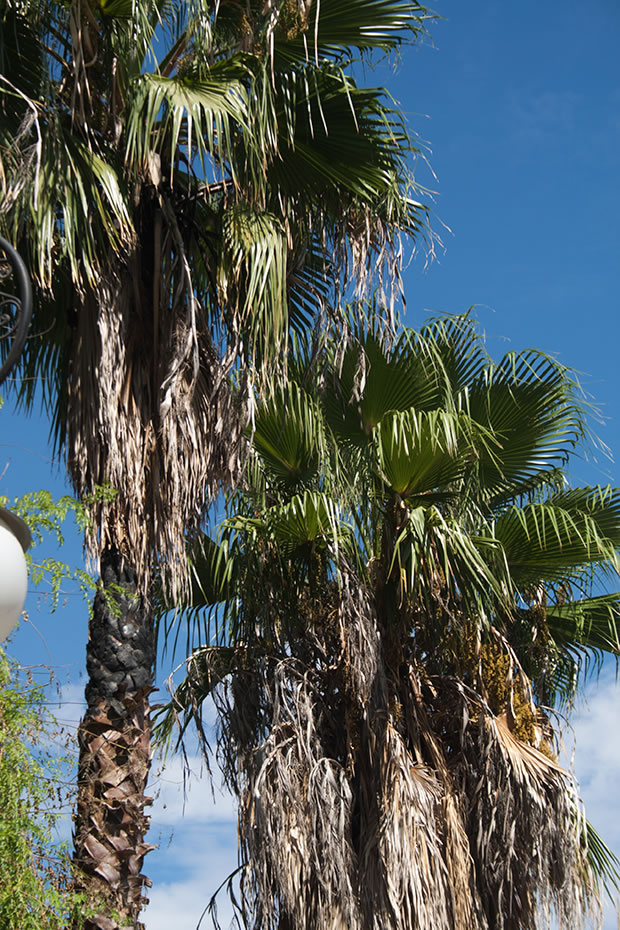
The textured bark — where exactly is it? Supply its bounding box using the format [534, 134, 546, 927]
[73, 549, 155, 930]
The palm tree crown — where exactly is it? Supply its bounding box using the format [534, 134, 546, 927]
[1, 0, 431, 594]
[161, 311, 620, 930]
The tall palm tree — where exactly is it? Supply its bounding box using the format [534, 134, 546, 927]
[161, 312, 620, 930]
[0, 1, 432, 926]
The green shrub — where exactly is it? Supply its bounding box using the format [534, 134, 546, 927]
[0, 650, 87, 928]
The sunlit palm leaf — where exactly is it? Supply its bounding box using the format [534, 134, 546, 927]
[235, 489, 350, 556]
[155, 534, 238, 659]
[32, 128, 133, 288]
[374, 407, 468, 497]
[273, 0, 430, 64]
[393, 504, 506, 619]
[546, 593, 620, 654]
[219, 203, 288, 358]
[584, 820, 620, 905]
[124, 62, 252, 181]
[495, 487, 620, 585]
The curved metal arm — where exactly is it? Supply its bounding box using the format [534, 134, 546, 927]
[0, 236, 33, 385]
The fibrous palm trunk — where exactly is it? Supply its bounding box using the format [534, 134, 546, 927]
[66, 254, 239, 926]
[73, 549, 155, 930]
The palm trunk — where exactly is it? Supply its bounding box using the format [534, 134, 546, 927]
[73, 548, 155, 930]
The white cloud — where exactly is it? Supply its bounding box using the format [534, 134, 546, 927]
[145, 746, 239, 930]
[569, 672, 620, 929]
[145, 868, 236, 930]
[144, 812, 238, 930]
[571, 674, 620, 846]
[148, 754, 237, 828]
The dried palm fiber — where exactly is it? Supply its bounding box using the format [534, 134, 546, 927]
[435, 676, 599, 930]
[67, 258, 245, 600]
[402, 668, 486, 930]
[196, 554, 602, 930]
[205, 568, 456, 930]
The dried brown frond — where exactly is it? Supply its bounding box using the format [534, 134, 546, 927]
[67, 263, 246, 600]
[200, 559, 602, 930]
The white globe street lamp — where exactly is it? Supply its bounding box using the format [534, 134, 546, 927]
[0, 238, 34, 642]
[0, 507, 32, 642]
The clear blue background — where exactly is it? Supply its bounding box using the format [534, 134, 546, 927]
[1, 1, 618, 926]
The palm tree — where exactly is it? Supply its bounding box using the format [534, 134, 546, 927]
[0, 1, 432, 926]
[160, 312, 620, 930]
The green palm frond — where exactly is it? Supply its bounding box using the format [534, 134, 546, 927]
[418, 313, 490, 394]
[252, 381, 326, 489]
[272, 0, 430, 65]
[155, 644, 243, 747]
[285, 239, 333, 335]
[0, 4, 46, 134]
[546, 593, 620, 656]
[467, 350, 586, 504]
[155, 533, 238, 659]
[218, 203, 289, 358]
[584, 820, 620, 905]
[390, 503, 506, 615]
[516, 593, 620, 705]
[323, 333, 435, 444]
[124, 61, 253, 181]
[235, 489, 350, 557]
[271, 71, 413, 195]
[29, 127, 134, 288]
[495, 486, 620, 586]
[374, 407, 469, 498]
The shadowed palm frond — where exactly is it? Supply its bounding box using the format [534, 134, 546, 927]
[467, 350, 588, 505]
[252, 381, 326, 490]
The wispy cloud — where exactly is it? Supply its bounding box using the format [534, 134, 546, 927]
[149, 754, 236, 828]
[144, 767, 238, 930]
[505, 88, 583, 146]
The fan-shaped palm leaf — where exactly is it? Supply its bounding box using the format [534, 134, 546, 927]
[495, 486, 620, 586]
[374, 407, 471, 497]
[272, 0, 430, 65]
[252, 381, 326, 489]
[124, 62, 254, 182]
[467, 350, 587, 504]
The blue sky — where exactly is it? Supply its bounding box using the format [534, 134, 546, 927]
[1, 1, 619, 927]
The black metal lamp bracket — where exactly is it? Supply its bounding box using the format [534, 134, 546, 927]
[0, 236, 33, 386]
